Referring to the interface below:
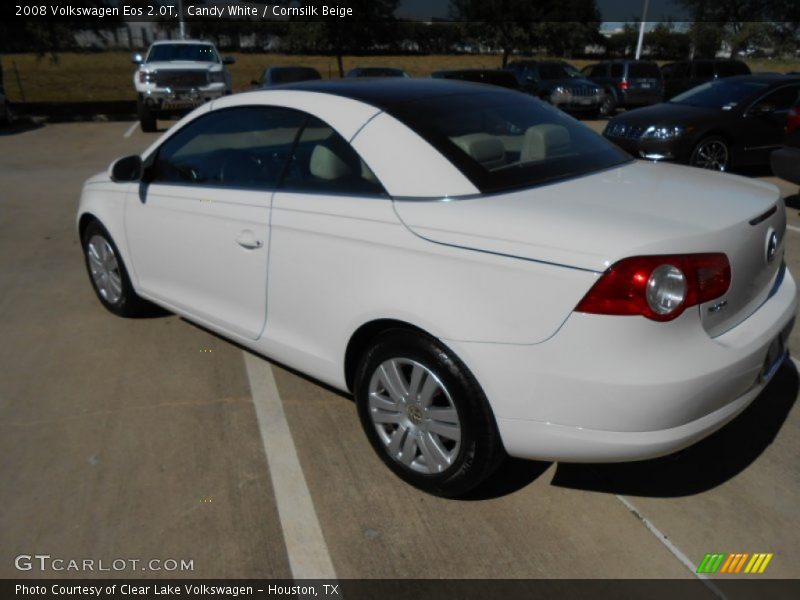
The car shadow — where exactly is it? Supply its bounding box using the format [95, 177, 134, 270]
[0, 117, 43, 136]
[550, 359, 798, 498]
[783, 193, 800, 210]
[459, 458, 552, 501]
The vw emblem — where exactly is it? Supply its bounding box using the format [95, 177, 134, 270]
[765, 230, 778, 264]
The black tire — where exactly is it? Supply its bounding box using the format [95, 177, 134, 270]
[690, 136, 730, 172]
[138, 101, 157, 132]
[599, 93, 616, 117]
[354, 329, 505, 497]
[81, 220, 151, 317]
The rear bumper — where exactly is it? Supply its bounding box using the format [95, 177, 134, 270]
[448, 266, 798, 462]
[771, 146, 800, 185]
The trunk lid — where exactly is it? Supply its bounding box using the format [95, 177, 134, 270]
[393, 160, 784, 336]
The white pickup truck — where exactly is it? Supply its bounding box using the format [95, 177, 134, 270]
[132, 40, 234, 132]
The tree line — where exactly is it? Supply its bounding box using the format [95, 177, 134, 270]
[1, 0, 798, 71]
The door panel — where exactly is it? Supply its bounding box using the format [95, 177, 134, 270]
[126, 184, 270, 339]
[123, 105, 308, 339]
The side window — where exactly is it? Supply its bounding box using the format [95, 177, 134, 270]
[150, 106, 306, 189]
[610, 64, 624, 78]
[752, 86, 800, 112]
[281, 117, 385, 196]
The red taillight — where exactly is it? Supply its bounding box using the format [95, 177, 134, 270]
[575, 254, 731, 322]
[618, 79, 629, 91]
[787, 106, 799, 134]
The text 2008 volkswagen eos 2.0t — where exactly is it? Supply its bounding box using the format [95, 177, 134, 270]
[78, 79, 797, 496]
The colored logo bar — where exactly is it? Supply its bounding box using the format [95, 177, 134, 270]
[696, 553, 773, 574]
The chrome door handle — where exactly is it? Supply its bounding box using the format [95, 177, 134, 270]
[236, 230, 263, 250]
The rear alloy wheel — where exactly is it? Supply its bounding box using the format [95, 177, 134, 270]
[354, 330, 505, 497]
[690, 136, 730, 172]
[82, 220, 151, 317]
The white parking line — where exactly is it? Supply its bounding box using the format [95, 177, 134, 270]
[243, 352, 337, 580]
[123, 122, 139, 138]
[786, 225, 800, 234]
[614, 495, 727, 599]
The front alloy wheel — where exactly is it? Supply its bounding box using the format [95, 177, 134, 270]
[82, 220, 151, 317]
[690, 137, 729, 171]
[87, 234, 124, 305]
[355, 330, 505, 497]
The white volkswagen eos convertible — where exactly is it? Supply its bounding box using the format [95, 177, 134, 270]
[78, 79, 797, 496]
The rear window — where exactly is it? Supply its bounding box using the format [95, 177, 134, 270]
[694, 62, 715, 78]
[271, 68, 321, 84]
[388, 90, 630, 194]
[628, 63, 660, 79]
[611, 64, 624, 78]
[716, 61, 751, 77]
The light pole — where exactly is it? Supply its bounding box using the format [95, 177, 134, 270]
[178, 0, 187, 40]
[635, 0, 649, 59]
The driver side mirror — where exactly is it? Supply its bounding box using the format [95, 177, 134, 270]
[131, 53, 143, 65]
[111, 155, 143, 183]
[222, 56, 236, 65]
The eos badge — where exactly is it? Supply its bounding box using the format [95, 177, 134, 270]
[765, 230, 778, 265]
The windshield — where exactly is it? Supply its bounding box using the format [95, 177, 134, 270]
[354, 68, 406, 77]
[670, 79, 768, 110]
[389, 90, 630, 193]
[270, 68, 321, 84]
[147, 44, 218, 63]
[539, 63, 582, 80]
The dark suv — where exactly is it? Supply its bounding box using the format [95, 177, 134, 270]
[582, 60, 663, 116]
[505, 60, 604, 115]
[661, 59, 750, 100]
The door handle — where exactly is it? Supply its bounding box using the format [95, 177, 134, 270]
[236, 230, 263, 250]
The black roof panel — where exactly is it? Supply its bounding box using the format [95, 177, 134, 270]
[261, 77, 522, 110]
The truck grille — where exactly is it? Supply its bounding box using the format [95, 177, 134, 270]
[570, 86, 600, 97]
[605, 123, 647, 140]
[154, 70, 208, 88]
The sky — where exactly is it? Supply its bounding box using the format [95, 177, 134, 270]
[395, 0, 691, 22]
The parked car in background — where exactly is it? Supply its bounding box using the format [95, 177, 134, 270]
[604, 74, 800, 171]
[770, 103, 800, 185]
[79, 78, 797, 497]
[582, 60, 663, 116]
[431, 69, 521, 91]
[254, 66, 322, 87]
[346, 67, 409, 78]
[132, 40, 234, 132]
[505, 60, 604, 115]
[661, 59, 750, 100]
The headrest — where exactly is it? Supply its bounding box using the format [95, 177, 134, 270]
[452, 134, 506, 170]
[310, 144, 351, 180]
[520, 124, 571, 162]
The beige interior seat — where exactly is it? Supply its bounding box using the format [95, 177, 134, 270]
[520, 125, 572, 163]
[310, 144, 352, 180]
[452, 134, 506, 170]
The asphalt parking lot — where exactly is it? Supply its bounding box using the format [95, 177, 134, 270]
[1, 118, 799, 587]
